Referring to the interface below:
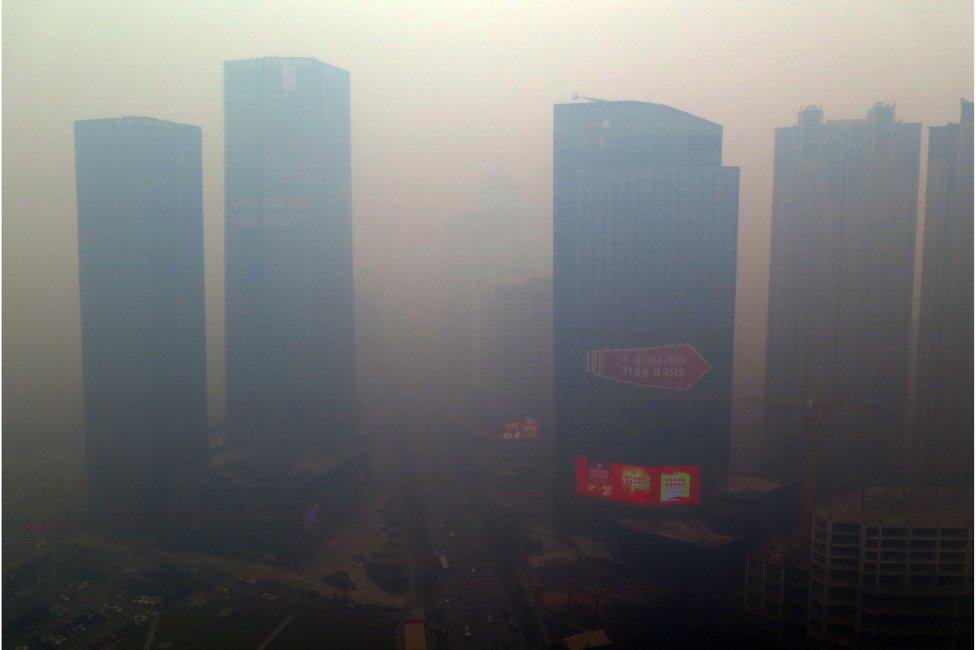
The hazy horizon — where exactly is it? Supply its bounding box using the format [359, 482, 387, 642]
[3, 0, 973, 461]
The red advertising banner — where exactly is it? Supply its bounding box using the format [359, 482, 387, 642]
[501, 418, 540, 440]
[586, 344, 710, 390]
[575, 457, 701, 506]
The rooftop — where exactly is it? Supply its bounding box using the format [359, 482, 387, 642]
[75, 116, 199, 130]
[554, 100, 722, 134]
[716, 474, 786, 501]
[818, 486, 972, 525]
[614, 516, 732, 548]
[224, 57, 348, 73]
[209, 444, 365, 487]
[564, 630, 612, 649]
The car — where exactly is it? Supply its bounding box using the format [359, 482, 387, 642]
[245, 577, 257, 585]
[261, 593, 276, 601]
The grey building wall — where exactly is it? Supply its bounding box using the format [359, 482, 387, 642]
[553, 101, 739, 533]
[476, 274, 553, 424]
[911, 101, 974, 487]
[763, 104, 921, 493]
[74, 116, 207, 529]
[224, 57, 354, 452]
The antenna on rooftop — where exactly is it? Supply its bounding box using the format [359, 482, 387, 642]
[571, 92, 605, 102]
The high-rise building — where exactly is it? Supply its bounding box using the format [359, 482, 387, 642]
[475, 274, 553, 424]
[224, 57, 353, 452]
[432, 174, 537, 416]
[910, 100, 974, 488]
[763, 104, 921, 492]
[553, 100, 740, 534]
[745, 486, 973, 648]
[75, 117, 207, 530]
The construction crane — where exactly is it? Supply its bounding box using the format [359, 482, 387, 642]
[571, 92, 605, 102]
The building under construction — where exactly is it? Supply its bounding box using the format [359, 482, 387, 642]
[745, 486, 973, 648]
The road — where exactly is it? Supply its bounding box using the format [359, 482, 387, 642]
[409, 429, 530, 649]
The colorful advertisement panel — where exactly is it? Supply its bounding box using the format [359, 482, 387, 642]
[500, 418, 540, 440]
[575, 457, 701, 506]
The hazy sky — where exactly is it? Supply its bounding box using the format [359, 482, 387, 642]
[3, 0, 972, 457]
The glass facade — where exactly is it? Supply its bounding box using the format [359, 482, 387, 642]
[74, 117, 206, 530]
[553, 101, 739, 533]
[224, 58, 354, 451]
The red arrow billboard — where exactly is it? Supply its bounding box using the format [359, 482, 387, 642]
[586, 344, 710, 391]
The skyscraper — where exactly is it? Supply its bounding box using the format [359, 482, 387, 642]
[763, 104, 921, 493]
[553, 101, 740, 534]
[224, 57, 353, 452]
[910, 100, 974, 487]
[75, 117, 206, 530]
[475, 274, 553, 424]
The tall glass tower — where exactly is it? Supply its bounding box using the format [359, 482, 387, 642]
[224, 57, 353, 452]
[75, 116, 206, 531]
[552, 101, 740, 534]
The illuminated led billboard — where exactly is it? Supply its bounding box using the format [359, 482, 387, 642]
[575, 457, 700, 506]
[501, 418, 540, 440]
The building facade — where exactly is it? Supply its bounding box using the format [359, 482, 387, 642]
[475, 274, 553, 424]
[553, 100, 740, 534]
[75, 117, 207, 530]
[745, 486, 973, 648]
[910, 100, 974, 488]
[763, 104, 921, 492]
[224, 57, 354, 452]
